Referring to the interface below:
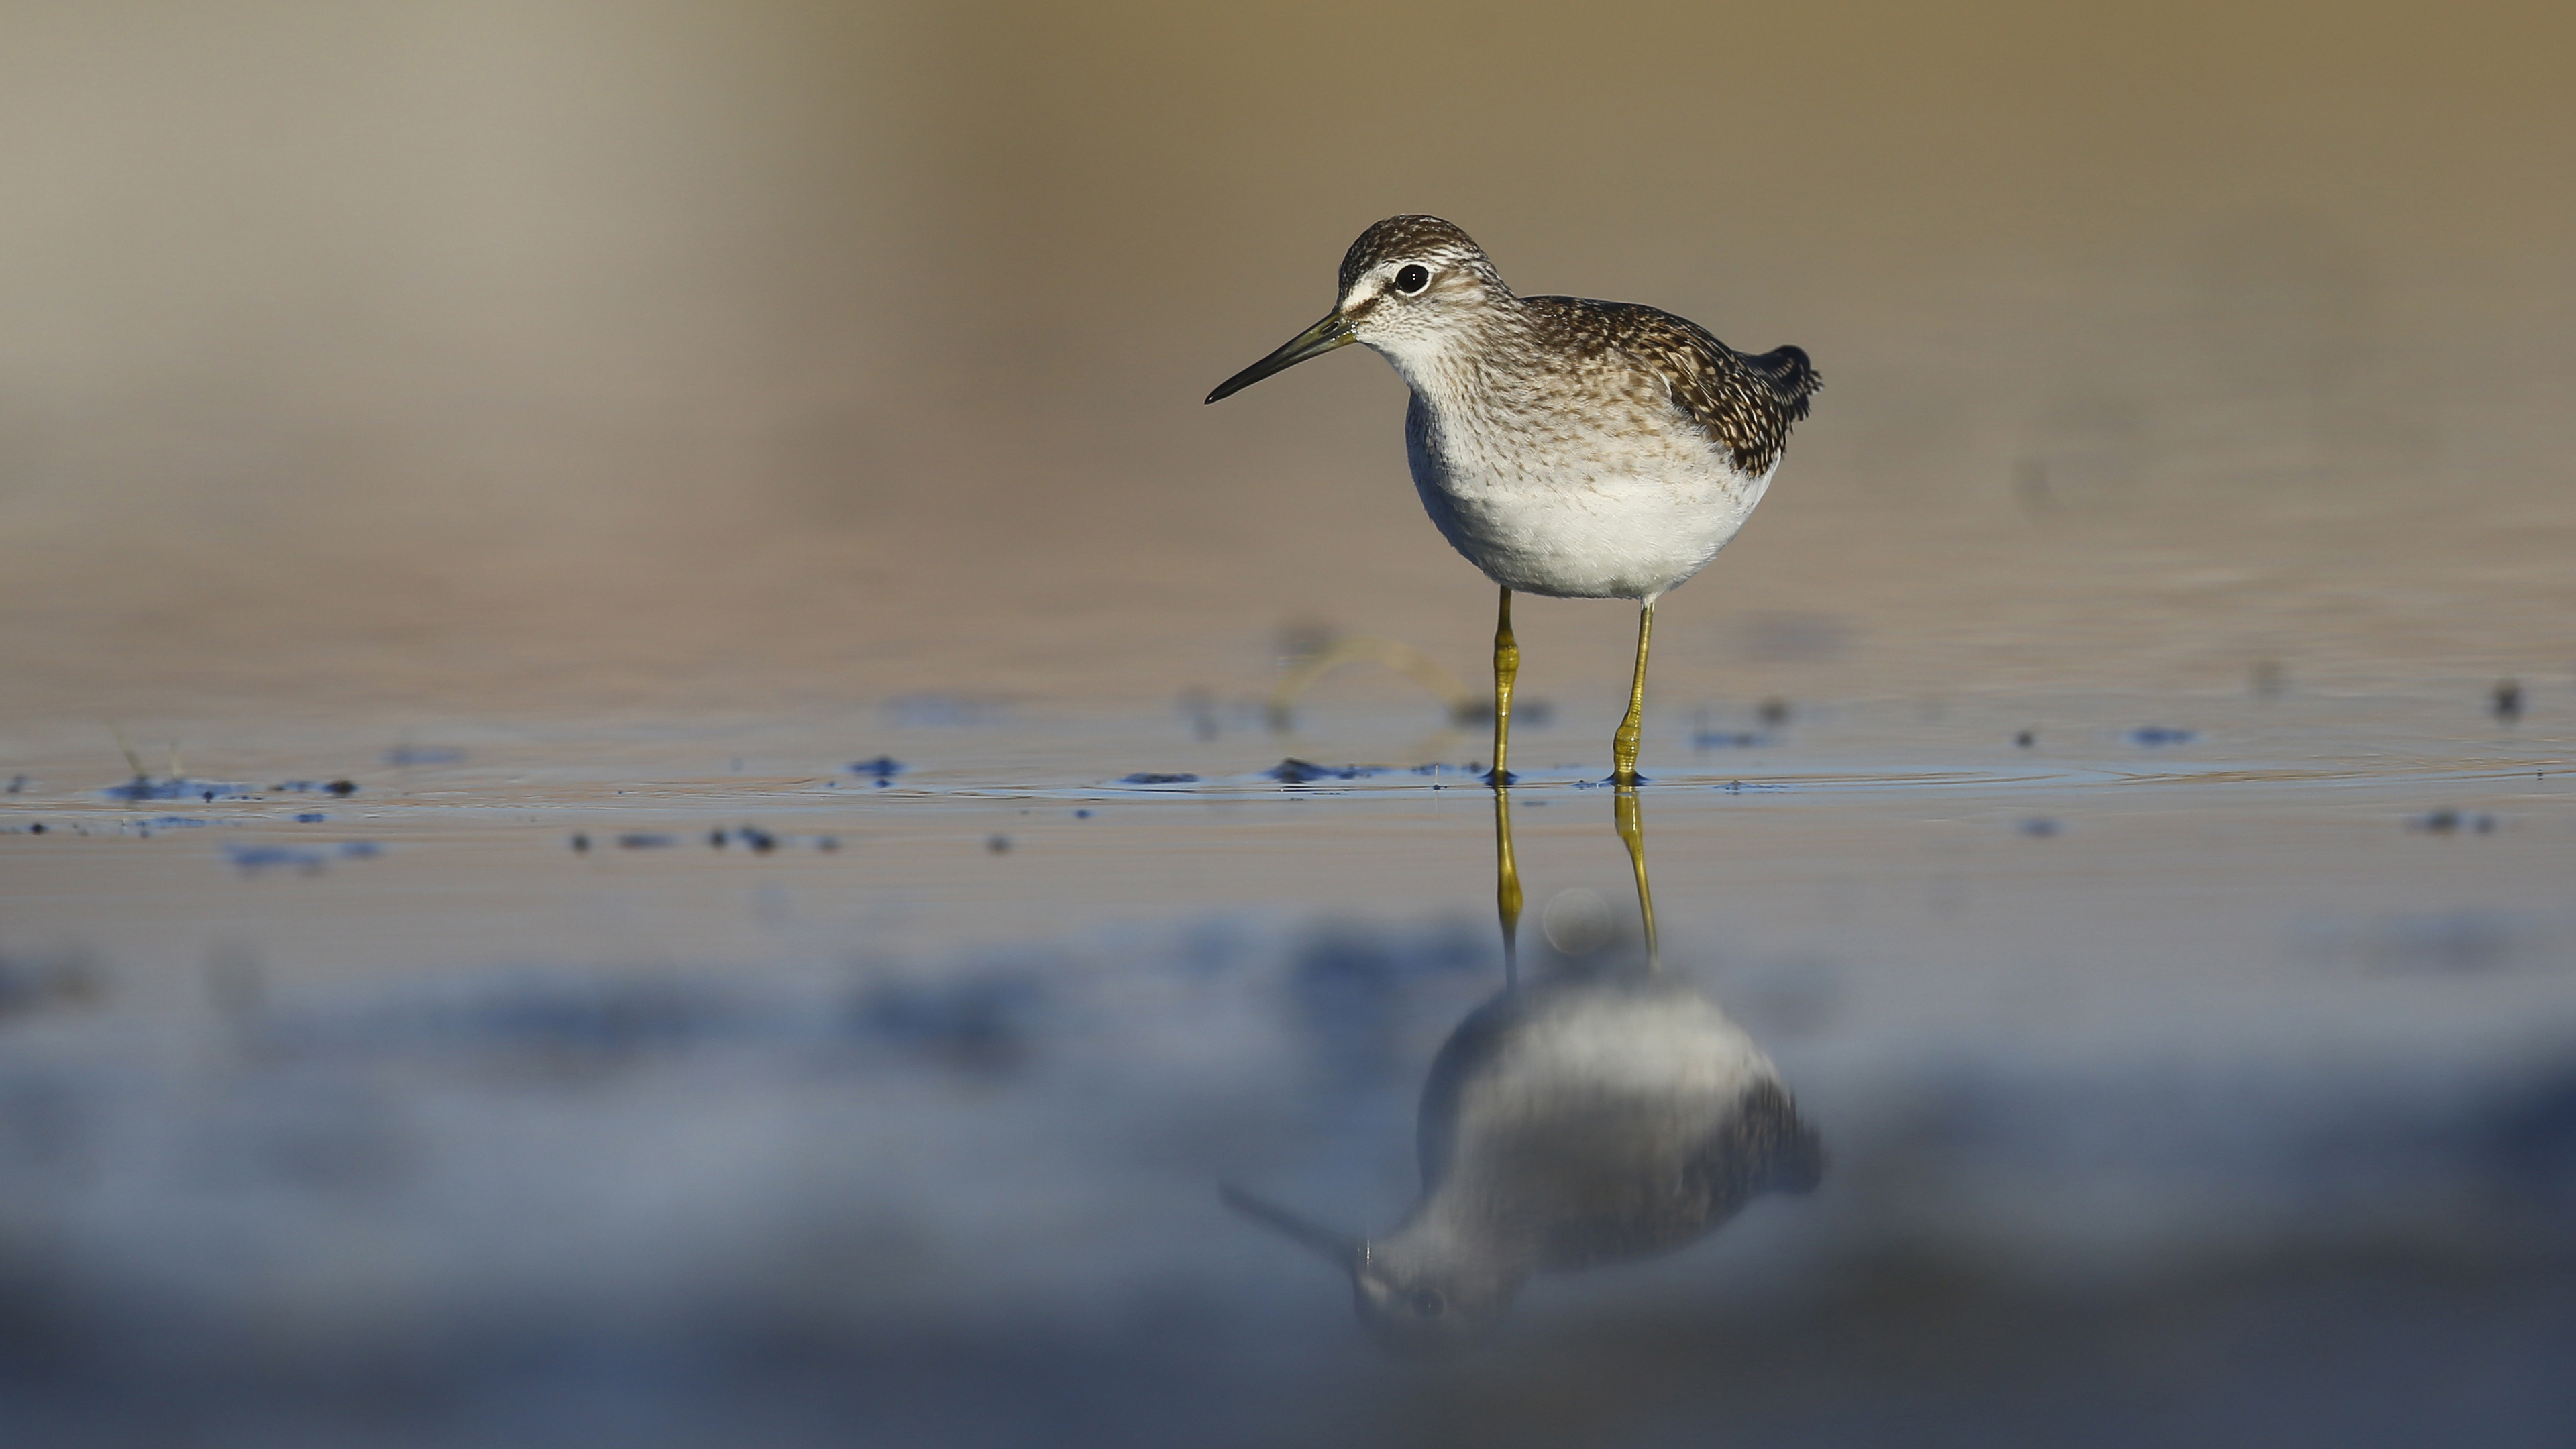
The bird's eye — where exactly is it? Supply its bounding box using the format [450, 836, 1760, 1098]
[1393, 264, 1431, 294]
[1411, 1289, 1446, 1317]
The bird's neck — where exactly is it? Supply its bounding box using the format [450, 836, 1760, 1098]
[1377, 1196, 1544, 1280]
[1370, 296, 1529, 409]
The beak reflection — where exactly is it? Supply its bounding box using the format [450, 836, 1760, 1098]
[1220, 1183, 1366, 1275]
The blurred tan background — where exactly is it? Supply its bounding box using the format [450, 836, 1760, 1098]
[3, 0, 2571, 730]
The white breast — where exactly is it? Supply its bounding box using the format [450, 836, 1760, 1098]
[1401, 382, 1770, 602]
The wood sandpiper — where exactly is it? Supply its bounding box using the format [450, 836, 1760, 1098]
[1208, 215, 1819, 785]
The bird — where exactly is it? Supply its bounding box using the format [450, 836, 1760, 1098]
[1224, 786, 1823, 1353]
[1208, 215, 1819, 785]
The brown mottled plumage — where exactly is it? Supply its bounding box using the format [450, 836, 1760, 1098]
[1333, 215, 1819, 479]
[1519, 297, 1817, 478]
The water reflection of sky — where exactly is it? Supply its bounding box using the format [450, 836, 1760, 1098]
[4, 695, 2573, 1444]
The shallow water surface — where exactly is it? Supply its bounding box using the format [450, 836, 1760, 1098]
[3, 690, 2573, 1446]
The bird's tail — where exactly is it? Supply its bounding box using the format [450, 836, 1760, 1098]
[1744, 345, 1821, 421]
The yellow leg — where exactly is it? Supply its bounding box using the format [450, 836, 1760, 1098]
[1493, 784, 1523, 985]
[1610, 600, 1656, 785]
[1488, 586, 1518, 786]
[1615, 786, 1661, 971]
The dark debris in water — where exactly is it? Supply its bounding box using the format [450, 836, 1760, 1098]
[596, 828, 823, 855]
[849, 756, 906, 786]
[2019, 818, 2062, 837]
[100, 776, 254, 802]
[1267, 759, 1383, 784]
[1121, 772, 1200, 785]
[2127, 727, 2196, 747]
[272, 780, 360, 796]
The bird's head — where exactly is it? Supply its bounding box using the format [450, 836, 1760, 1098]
[1222, 1183, 1523, 1357]
[1205, 215, 1512, 403]
[1348, 1232, 1522, 1356]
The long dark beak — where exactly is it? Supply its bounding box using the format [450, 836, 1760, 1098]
[1220, 1184, 1366, 1273]
[1205, 313, 1356, 403]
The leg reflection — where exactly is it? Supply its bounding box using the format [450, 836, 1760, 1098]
[1615, 786, 1660, 971]
[1494, 784, 1523, 987]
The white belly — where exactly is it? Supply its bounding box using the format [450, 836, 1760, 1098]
[1405, 392, 1770, 601]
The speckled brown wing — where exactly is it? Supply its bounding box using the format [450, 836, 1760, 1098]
[1526, 297, 1819, 477]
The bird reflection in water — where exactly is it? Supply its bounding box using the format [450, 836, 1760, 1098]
[1227, 787, 1823, 1353]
